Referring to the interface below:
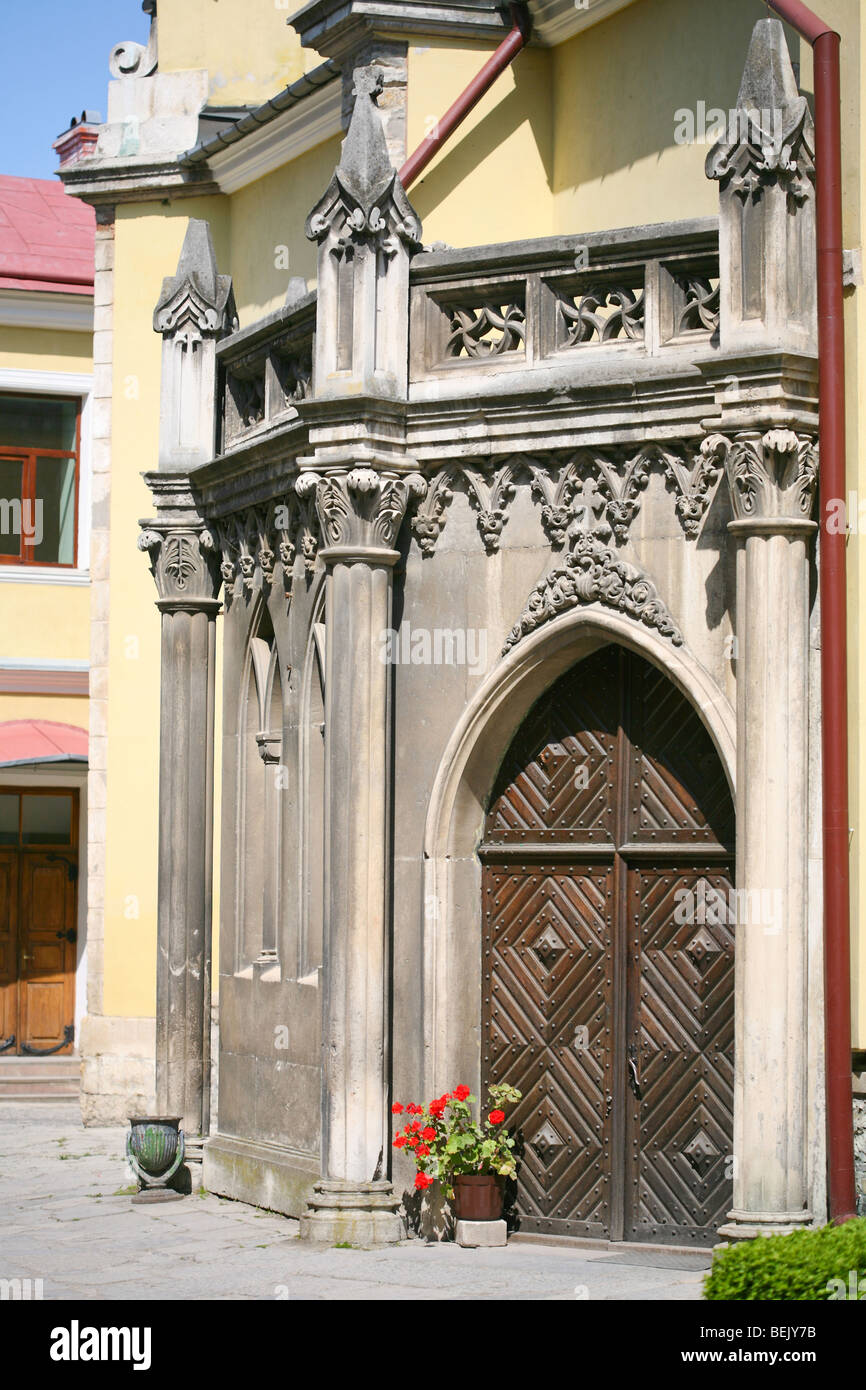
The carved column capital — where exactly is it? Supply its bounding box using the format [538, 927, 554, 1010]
[295, 467, 426, 556]
[702, 429, 818, 531]
[138, 522, 222, 610]
[139, 473, 222, 609]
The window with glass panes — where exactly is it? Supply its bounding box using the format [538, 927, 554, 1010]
[0, 394, 80, 567]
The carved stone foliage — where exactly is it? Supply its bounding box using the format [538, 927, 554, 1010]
[213, 494, 321, 603]
[705, 20, 815, 205]
[503, 487, 683, 653]
[705, 429, 818, 524]
[558, 286, 645, 346]
[138, 524, 221, 606]
[410, 443, 725, 557]
[296, 468, 427, 552]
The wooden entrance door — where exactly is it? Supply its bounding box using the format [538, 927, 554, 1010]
[481, 645, 735, 1244]
[0, 789, 78, 1056]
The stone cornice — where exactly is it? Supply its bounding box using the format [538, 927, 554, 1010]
[289, 0, 511, 58]
[192, 81, 343, 195]
[0, 289, 93, 333]
[528, 0, 638, 48]
[59, 157, 220, 208]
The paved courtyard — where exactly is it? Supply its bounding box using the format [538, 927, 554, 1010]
[0, 1102, 709, 1301]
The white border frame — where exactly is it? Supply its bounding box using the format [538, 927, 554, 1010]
[0, 367, 93, 586]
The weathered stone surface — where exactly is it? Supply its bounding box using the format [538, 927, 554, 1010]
[455, 1219, 507, 1248]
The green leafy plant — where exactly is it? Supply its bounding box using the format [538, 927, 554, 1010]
[704, 1219, 866, 1300]
[392, 1082, 522, 1198]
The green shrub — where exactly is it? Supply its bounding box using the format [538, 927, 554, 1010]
[704, 1219, 866, 1300]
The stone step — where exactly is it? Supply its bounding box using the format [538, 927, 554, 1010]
[0, 1057, 80, 1099]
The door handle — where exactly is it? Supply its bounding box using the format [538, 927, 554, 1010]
[21, 952, 33, 961]
[627, 1044, 642, 1100]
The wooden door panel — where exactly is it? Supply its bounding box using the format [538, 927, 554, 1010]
[483, 862, 615, 1238]
[0, 851, 16, 1050]
[485, 646, 620, 845]
[19, 855, 75, 1054]
[627, 660, 735, 848]
[624, 865, 735, 1243]
[482, 646, 736, 1245]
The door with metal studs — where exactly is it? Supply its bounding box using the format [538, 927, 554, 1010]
[481, 645, 735, 1244]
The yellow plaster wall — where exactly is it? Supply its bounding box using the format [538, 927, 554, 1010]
[229, 135, 342, 323]
[158, 0, 309, 105]
[0, 693, 87, 728]
[101, 198, 228, 1019]
[0, 327, 91, 373]
[0, 582, 89, 662]
[405, 40, 554, 246]
[551, 0, 770, 234]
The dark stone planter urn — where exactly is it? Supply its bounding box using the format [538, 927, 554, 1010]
[126, 1116, 186, 1203]
[453, 1174, 503, 1222]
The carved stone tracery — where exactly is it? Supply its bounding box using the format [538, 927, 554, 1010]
[503, 480, 683, 653]
[409, 442, 725, 557]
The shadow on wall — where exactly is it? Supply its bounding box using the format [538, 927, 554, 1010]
[551, 0, 801, 211]
[408, 46, 555, 232]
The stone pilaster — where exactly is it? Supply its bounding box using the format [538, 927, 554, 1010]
[708, 427, 819, 1238]
[138, 489, 222, 1140]
[139, 219, 234, 1146]
[298, 68, 425, 1243]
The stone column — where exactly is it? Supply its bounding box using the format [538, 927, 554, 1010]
[708, 430, 819, 1237]
[139, 220, 234, 1148]
[298, 471, 422, 1243]
[703, 18, 823, 1235]
[296, 67, 425, 1242]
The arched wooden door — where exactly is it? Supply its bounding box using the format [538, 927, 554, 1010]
[481, 644, 735, 1245]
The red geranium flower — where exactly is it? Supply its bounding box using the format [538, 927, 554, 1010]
[488, 1110, 505, 1125]
[414, 1172, 434, 1190]
[391, 1103, 404, 1114]
[405, 1136, 418, 1148]
[421, 1127, 436, 1142]
[393, 1135, 406, 1148]
[416, 1143, 430, 1157]
[410, 1120, 422, 1133]
[454, 1084, 471, 1101]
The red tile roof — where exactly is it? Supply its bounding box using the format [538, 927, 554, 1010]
[0, 176, 95, 294]
[0, 719, 88, 766]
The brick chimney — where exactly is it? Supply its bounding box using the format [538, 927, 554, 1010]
[53, 111, 102, 167]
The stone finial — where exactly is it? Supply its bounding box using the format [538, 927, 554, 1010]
[153, 219, 236, 471]
[706, 18, 814, 203]
[154, 220, 234, 336]
[706, 18, 816, 356]
[305, 65, 421, 400]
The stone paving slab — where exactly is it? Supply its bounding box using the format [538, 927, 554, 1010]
[0, 1102, 708, 1301]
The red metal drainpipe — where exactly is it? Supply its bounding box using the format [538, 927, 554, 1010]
[767, 0, 857, 1222]
[398, 3, 531, 190]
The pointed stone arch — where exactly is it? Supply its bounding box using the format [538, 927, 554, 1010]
[421, 607, 735, 1098]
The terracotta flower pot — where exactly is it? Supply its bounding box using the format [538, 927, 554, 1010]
[453, 1173, 503, 1221]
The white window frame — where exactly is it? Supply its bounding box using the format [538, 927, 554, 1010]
[0, 367, 92, 586]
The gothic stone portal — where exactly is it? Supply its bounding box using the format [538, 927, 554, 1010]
[481, 645, 736, 1244]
